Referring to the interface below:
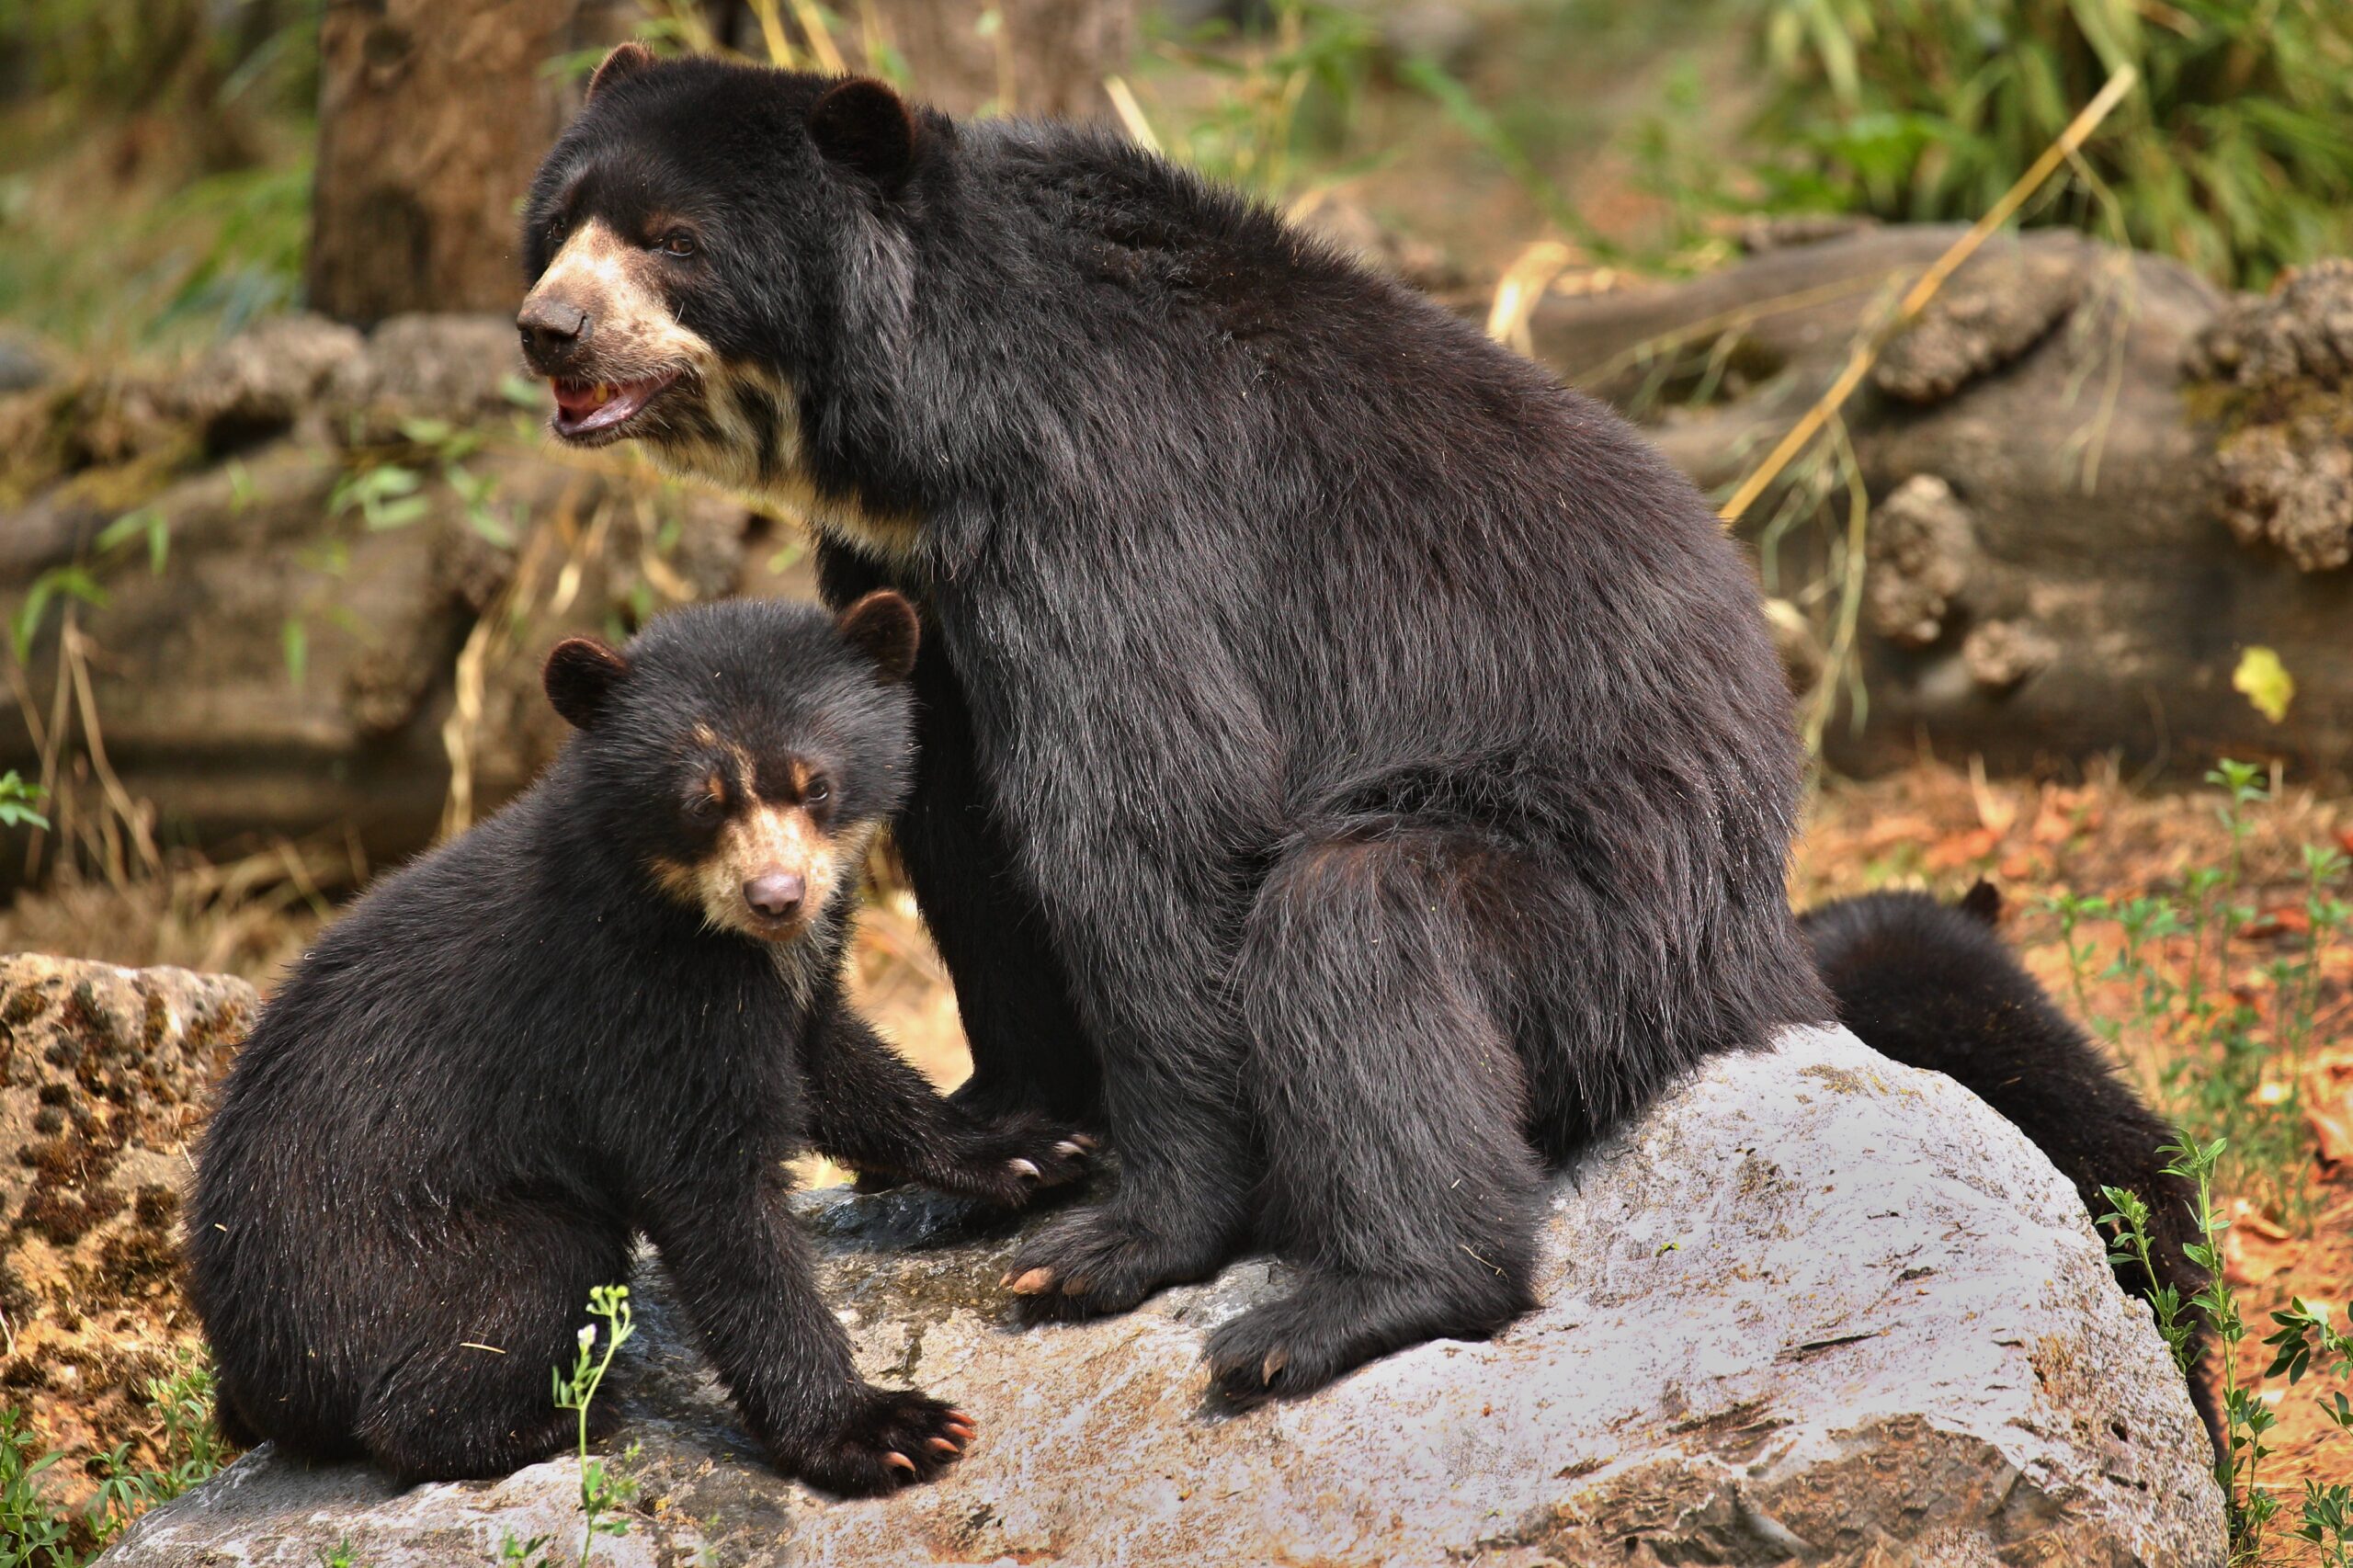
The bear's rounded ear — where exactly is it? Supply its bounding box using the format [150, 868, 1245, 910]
[1957, 878, 2003, 926]
[835, 591, 920, 683]
[544, 637, 631, 729]
[807, 78, 919, 194]
[585, 40, 655, 102]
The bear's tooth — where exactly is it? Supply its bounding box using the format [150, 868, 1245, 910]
[593, 383, 614, 406]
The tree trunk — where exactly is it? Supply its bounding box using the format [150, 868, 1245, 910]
[1523, 224, 2353, 784]
[864, 0, 1136, 119]
[307, 0, 617, 325]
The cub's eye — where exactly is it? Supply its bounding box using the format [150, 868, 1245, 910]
[660, 232, 698, 258]
[803, 776, 831, 806]
[685, 777, 725, 819]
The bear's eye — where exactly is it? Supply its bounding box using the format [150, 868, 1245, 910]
[660, 232, 698, 258]
[685, 777, 725, 820]
[803, 776, 831, 806]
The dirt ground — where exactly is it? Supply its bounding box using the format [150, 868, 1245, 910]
[5, 756, 2349, 1508]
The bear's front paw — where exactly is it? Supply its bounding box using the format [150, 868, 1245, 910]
[783, 1389, 975, 1496]
[931, 1115, 1096, 1208]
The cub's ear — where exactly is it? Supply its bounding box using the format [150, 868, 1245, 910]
[807, 78, 918, 194]
[544, 637, 631, 729]
[585, 40, 656, 102]
[1957, 879, 2003, 926]
[835, 591, 920, 683]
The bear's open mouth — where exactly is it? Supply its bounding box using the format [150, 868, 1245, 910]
[549, 371, 681, 441]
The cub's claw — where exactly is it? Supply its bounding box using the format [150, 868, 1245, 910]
[1008, 1157, 1041, 1180]
[788, 1387, 972, 1496]
[1006, 1267, 1056, 1295]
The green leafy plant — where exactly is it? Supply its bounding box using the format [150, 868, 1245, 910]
[2049, 763, 2347, 1225]
[82, 1350, 227, 1548]
[1, 1407, 79, 1568]
[8, 566, 107, 665]
[0, 772, 48, 831]
[1143, 0, 1384, 197]
[499, 1285, 641, 1568]
[1743, 0, 2353, 286]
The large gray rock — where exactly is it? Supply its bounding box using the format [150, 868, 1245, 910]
[103, 1026, 2224, 1566]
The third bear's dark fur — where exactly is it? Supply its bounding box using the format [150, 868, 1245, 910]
[519, 52, 1833, 1402]
[1802, 882, 2222, 1459]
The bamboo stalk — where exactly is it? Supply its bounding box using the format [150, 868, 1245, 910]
[1717, 64, 2140, 528]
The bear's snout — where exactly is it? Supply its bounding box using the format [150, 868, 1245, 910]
[517, 294, 593, 372]
[743, 871, 806, 919]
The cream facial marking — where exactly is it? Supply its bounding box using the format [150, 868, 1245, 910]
[524, 223, 924, 560]
[649, 792, 859, 947]
[521, 218, 716, 443]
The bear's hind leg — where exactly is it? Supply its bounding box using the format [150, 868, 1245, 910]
[353, 1209, 628, 1483]
[1209, 826, 1543, 1404]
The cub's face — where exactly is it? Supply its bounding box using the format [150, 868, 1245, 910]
[517, 47, 926, 510]
[542, 593, 920, 946]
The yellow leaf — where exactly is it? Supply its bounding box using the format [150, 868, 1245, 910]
[2234, 645, 2295, 724]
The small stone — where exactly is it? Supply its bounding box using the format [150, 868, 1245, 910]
[168, 314, 366, 447]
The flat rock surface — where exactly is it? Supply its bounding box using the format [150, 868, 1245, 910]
[104, 1024, 2225, 1566]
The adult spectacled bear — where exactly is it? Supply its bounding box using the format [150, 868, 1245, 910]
[518, 45, 1831, 1403]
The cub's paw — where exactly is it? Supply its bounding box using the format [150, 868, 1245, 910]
[1000, 1203, 1222, 1323]
[785, 1389, 976, 1497]
[933, 1116, 1096, 1208]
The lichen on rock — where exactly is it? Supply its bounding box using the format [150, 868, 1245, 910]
[2189, 258, 2353, 574]
[1866, 474, 1976, 648]
[0, 954, 254, 1497]
[1873, 244, 2086, 405]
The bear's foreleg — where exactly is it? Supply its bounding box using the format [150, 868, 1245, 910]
[800, 1007, 1093, 1205]
[639, 1151, 975, 1494]
[814, 540, 1099, 1125]
[1207, 823, 1544, 1403]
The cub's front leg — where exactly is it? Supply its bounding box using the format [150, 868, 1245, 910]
[638, 1153, 973, 1495]
[801, 1006, 1094, 1207]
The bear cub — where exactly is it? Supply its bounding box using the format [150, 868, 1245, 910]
[188, 594, 1088, 1494]
[1801, 881, 2221, 1460]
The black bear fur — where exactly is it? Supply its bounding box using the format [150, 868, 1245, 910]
[1801, 882, 2223, 1460]
[517, 56, 1830, 1403]
[188, 597, 1087, 1491]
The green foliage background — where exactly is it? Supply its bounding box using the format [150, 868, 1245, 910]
[1743, 0, 2353, 286]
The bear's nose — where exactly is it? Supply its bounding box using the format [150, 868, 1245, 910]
[517, 296, 592, 368]
[743, 871, 806, 919]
